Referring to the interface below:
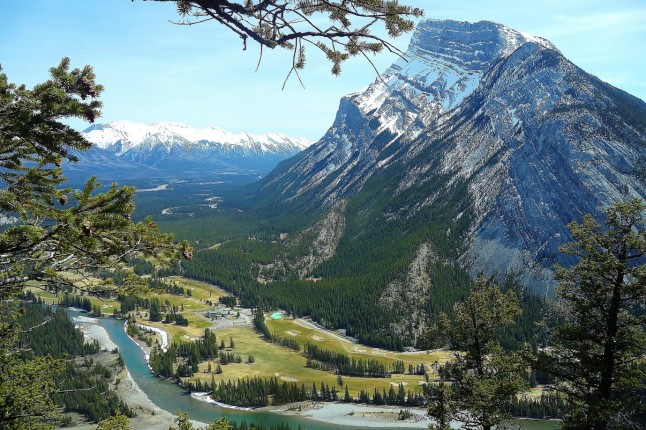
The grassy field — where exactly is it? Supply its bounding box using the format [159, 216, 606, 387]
[511, 419, 561, 430]
[164, 276, 227, 301]
[266, 317, 450, 368]
[31, 275, 447, 398]
[127, 276, 229, 341]
[177, 311, 453, 398]
[27, 285, 121, 310]
[28, 276, 228, 341]
[188, 324, 435, 398]
[30, 275, 559, 426]
[122, 287, 449, 397]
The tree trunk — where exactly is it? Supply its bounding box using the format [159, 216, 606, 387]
[596, 247, 625, 429]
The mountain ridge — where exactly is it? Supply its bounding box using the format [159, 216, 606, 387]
[94, 19, 645, 348]
[84, 121, 311, 154]
[78, 121, 312, 177]
[243, 19, 646, 296]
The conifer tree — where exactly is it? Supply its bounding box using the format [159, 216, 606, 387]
[96, 414, 131, 430]
[148, 0, 424, 77]
[344, 386, 351, 402]
[543, 198, 646, 429]
[169, 412, 194, 430]
[0, 59, 190, 300]
[0, 59, 189, 429]
[428, 277, 528, 430]
[427, 382, 453, 430]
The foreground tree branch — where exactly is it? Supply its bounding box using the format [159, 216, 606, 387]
[0, 59, 192, 299]
[139, 0, 423, 75]
[0, 59, 191, 428]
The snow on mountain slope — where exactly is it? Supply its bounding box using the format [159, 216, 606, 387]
[85, 121, 310, 153]
[354, 19, 555, 138]
[254, 18, 646, 294]
[260, 20, 559, 205]
[82, 121, 311, 173]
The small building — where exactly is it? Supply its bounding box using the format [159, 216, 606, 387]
[205, 306, 229, 319]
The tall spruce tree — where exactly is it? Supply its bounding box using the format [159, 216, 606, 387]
[428, 276, 528, 430]
[545, 198, 646, 429]
[0, 59, 188, 429]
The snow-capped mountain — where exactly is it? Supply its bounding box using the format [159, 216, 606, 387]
[81, 121, 311, 174]
[252, 19, 646, 296]
[260, 20, 560, 204]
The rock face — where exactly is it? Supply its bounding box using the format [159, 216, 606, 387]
[255, 19, 646, 294]
[82, 121, 311, 174]
[258, 201, 347, 282]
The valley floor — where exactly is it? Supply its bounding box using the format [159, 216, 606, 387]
[67, 316, 438, 429]
[54, 277, 558, 430]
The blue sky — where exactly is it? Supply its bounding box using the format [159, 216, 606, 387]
[1, 0, 645, 141]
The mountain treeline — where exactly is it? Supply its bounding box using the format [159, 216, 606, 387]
[17, 302, 100, 358]
[186, 376, 428, 408]
[53, 360, 135, 423]
[174, 149, 549, 352]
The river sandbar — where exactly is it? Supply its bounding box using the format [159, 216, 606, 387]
[268, 401, 432, 428]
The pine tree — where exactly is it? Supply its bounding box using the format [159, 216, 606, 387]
[428, 277, 528, 430]
[95, 414, 131, 430]
[542, 199, 646, 429]
[311, 383, 318, 400]
[344, 386, 352, 402]
[0, 60, 188, 429]
[427, 382, 453, 430]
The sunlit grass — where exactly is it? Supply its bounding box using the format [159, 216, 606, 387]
[187, 326, 433, 397]
[31, 275, 446, 399]
[266, 317, 450, 367]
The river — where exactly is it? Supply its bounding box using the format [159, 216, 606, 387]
[66, 310, 558, 430]
[84, 311, 415, 429]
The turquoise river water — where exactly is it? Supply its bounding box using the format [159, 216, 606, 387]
[78, 311, 402, 429]
[66, 310, 558, 430]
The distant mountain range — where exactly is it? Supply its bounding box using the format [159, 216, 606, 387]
[223, 19, 646, 343]
[67, 121, 311, 181]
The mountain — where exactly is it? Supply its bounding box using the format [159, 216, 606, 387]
[212, 19, 646, 345]
[63, 145, 166, 184]
[259, 20, 557, 205]
[80, 121, 311, 175]
[254, 19, 646, 289]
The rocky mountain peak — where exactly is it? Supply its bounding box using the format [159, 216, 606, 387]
[406, 19, 555, 75]
[255, 18, 646, 294]
[352, 20, 557, 139]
